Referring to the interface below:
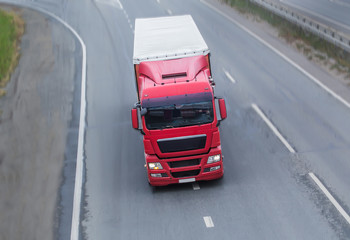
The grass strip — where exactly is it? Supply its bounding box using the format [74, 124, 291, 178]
[0, 8, 24, 97]
[222, 0, 350, 79]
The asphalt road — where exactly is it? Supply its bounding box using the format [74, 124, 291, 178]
[274, 0, 350, 35]
[8, 0, 350, 239]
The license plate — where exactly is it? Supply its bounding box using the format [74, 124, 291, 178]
[179, 178, 195, 183]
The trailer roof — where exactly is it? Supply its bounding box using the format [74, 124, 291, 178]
[133, 15, 209, 64]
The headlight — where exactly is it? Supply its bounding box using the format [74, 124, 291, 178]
[207, 154, 221, 164]
[148, 162, 163, 170]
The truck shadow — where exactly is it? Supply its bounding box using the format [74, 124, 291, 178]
[150, 177, 224, 193]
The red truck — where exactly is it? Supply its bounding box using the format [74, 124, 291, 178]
[131, 15, 227, 186]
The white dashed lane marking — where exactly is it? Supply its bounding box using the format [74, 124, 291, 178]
[192, 182, 200, 190]
[203, 216, 214, 228]
[223, 69, 236, 83]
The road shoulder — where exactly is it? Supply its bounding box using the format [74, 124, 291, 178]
[0, 5, 79, 240]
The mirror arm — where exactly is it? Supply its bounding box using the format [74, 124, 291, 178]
[134, 101, 141, 108]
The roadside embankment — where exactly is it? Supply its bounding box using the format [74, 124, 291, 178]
[0, 7, 24, 97]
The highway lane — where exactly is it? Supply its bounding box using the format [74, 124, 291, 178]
[10, 0, 350, 239]
[273, 0, 350, 35]
[78, 0, 350, 239]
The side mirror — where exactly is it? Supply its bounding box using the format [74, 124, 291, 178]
[131, 108, 139, 129]
[219, 99, 227, 120]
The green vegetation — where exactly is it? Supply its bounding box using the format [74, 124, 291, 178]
[0, 8, 24, 96]
[223, 0, 350, 79]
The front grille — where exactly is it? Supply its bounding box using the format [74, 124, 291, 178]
[171, 169, 200, 178]
[158, 135, 206, 153]
[168, 159, 201, 168]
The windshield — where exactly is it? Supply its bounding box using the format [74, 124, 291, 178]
[144, 101, 214, 130]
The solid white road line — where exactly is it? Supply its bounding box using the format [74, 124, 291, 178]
[192, 182, 200, 190]
[156, 0, 160, 3]
[200, 0, 350, 110]
[203, 216, 215, 228]
[167, 9, 172, 15]
[224, 69, 236, 83]
[252, 103, 296, 153]
[309, 172, 350, 225]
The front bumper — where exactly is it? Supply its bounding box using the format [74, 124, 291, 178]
[146, 147, 223, 186]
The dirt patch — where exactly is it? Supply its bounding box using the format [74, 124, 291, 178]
[0, 5, 77, 240]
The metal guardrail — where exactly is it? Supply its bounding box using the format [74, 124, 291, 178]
[250, 0, 350, 53]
